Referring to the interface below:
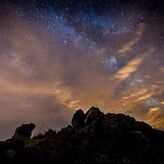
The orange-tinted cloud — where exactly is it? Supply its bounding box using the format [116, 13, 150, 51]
[118, 23, 145, 53]
[113, 57, 143, 81]
[0, 7, 163, 140]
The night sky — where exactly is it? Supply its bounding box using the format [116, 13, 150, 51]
[0, 0, 163, 140]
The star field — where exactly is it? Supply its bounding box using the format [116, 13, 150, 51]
[0, 0, 163, 139]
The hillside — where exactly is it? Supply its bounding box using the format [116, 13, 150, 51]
[0, 107, 164, 164]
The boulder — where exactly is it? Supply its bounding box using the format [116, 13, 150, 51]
[72, 109, 85, 128]
[85, 107, 104, 125]
[12, 123, 35, 142]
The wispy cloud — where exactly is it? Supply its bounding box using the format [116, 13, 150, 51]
[113, 57, 143, 81]
[118, 23, 145, 53]
[0, 6, 163, 139]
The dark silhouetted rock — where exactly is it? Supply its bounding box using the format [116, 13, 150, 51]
[0, 108, 164, 164]
[72, 109, 85, 128]
[85, 106, 104, 125]
[12, 123, 35, 142]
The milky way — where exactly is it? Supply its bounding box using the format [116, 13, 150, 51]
[0, 1, 163, 140]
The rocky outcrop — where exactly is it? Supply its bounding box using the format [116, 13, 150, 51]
[0, 107, 164, 164]
[72, 109, 85, 128]
[84, 106, 104, 125]
[12, 123, 35, 142]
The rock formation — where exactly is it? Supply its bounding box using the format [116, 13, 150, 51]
[0, 107, 164, 164]
[12, 123, 35, 142]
